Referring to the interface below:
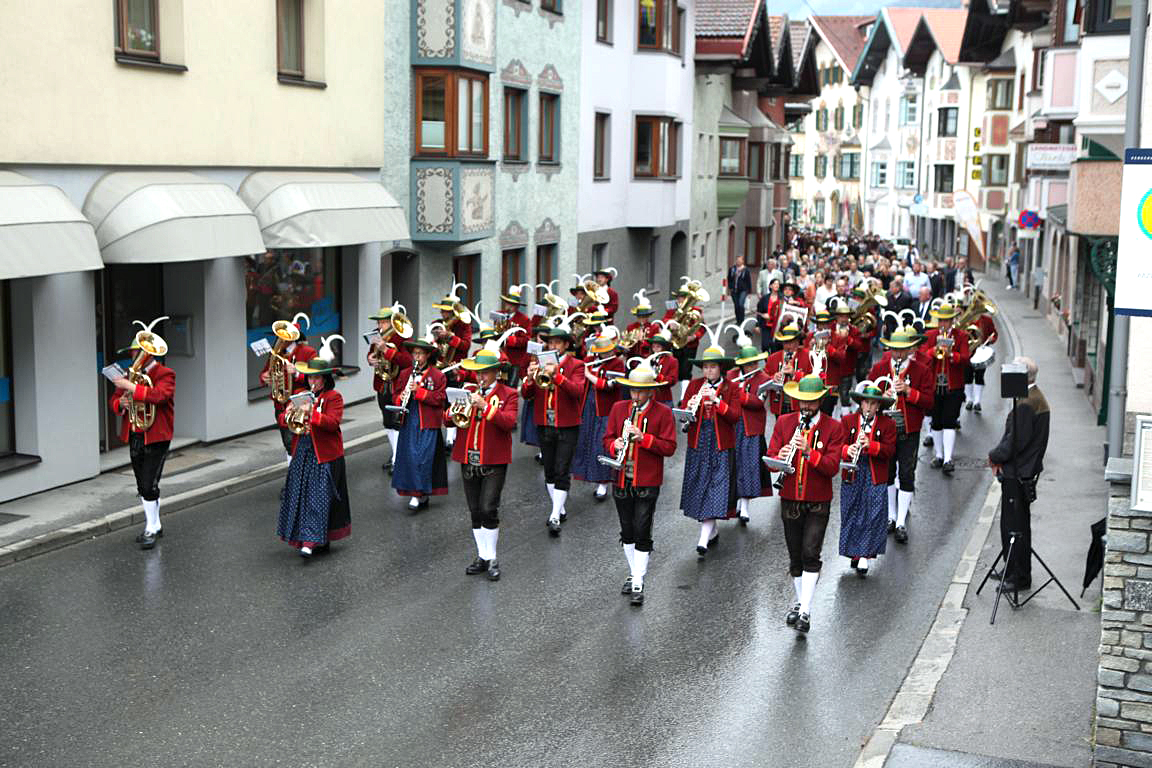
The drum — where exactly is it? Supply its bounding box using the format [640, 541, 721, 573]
[970, 345, 995, 370]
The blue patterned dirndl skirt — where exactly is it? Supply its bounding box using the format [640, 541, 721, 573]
[520, 397, 539, 446]
[391, 403, 448, 496]
[733, 419, 771, 499]
[571, 393, 612, 483]
[681, 420, 734, 521]
[839, 471, 889, 557]
[278, 435, 350, 546]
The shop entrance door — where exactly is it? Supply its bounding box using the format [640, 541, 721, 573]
[95, 265, 164, 454]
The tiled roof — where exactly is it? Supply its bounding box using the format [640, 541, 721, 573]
[810, 15, 874, 72]
[921, 8, 967, 64]
[789, 20, 810, 71]
[768, 14, 786, 52]
[884, 7, 924, 53]
[695, 0, 761, 38]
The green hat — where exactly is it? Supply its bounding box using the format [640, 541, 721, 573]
[546, 326, 574, 342]
[691, 345, 735, 369]
[476, 326, 498, 341]
[368, 306, 394, 321]
[403, 336, 439, 353]
[500, 285, 527, 305]
[735, 345, 768, 365]
[616, 362, 664, 389]
[929, 302, 959, 320]
[775, 323, 804, 342]
[880, 327, 922, 349]
[459, 349, 504, 372]
[783, 374, 828, 401]
[650, 331, 671, 347]
[812, 310, 833, 324]
[295, 356, 338, 375]
[850, 383, 895, 408]
[632, 305, 655, 316]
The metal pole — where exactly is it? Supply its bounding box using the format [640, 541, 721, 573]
[1106, 0, 1147, 459]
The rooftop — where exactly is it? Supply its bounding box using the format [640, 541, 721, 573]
[810, 14, 874, 72]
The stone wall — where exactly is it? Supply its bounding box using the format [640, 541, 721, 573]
[1095, 485, 1152, 767]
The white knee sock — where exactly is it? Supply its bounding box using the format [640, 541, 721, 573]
[932, 430, 944, 459]
[546, 482, 555, 501]
[964, 383, 974, 402]
[972, 383, 983, 405]
[697, 520, 716, 548]
[793, 576, 802, 603]
[445, 426, 457, 445]
[487, 527, 499, 561]
[679, 380, 689, 400]
[633, 550, 649, 588]
[738, 498, 749, 517]
[472, 528, 485, 558]
[623, 542, 636, 571]
[385, 428, 399, 452]
[942, 429, 956, 462]
[142, 498, 160, 534]
[550, 489, 567, 523]
[887, 485, 898, 523]
[596, 483, 608, 496]
[897, 490, 913, 527]
[858, 557, 870, 572]
[799, 571, 819, 614]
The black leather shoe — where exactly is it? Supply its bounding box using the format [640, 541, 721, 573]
[923, 435, 934, 447]
[739, 515, 749, 527]
[314, 542, 330, 555]
[887, 520, 896, 535]
[696, 545, 708, 560]
[795, 612, 811, 633]
[621, 577, 633, 594]
[973, 403, 982, 413]
[942, 460, 955, 475]
[785, 603, 801, 626]
[547, 519, 561, 536]
[534, 452, 543, 464]
[559, 510, 568, 522]
[134, 529, 163, 543]
[380, 460, 392, 473]
[930, 457, 944, 469]
[895, 526, 908, 544]
[594, 489, 608, 502]
[965, 401, 973, 411]
[850, 557, 860, 570]
[630, 585, 644, 606]
[465, 557, 490, 575]
[486, 560, 501, 581]
[138, 532, 158, 550]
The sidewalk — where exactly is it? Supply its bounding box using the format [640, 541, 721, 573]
[888, 275, 1104, 767]
[0, 399, 388, 565]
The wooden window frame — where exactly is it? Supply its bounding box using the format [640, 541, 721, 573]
[852, 103, 863, 129]
[789, 153, 804, 178]
[747, 141, 765, 183]
[834, 105, 844, 131]
[815, 154, 827, 179]
[594, 112, 610, 179]
[984, 154, 1010, 186]
[633, 116, 679, 179]
[933, 164, 954, 193]
[503, 87, 526, 162]
[501, 248, 525, 291]
[986, 78, 1014, 110]
[535, 243, 557, 288]
[452, 254, 479, 307]
[596, 0, 613, 43]
[276, 0, 304, 78]
[937, 107, 958, 137]
[637, 0, 682, 54]
[718, 137, 746, 177]
[540, 0, 561, 12]
[744, 227, 765, 267]
[115, 0, 160, 59]
[414, 68, 490, 158]
[538, 92, 559, 164]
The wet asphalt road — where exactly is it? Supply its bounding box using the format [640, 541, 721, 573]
[0, 357, 1009, 768]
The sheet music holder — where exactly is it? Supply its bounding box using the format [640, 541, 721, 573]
[249, 338, 273, 357]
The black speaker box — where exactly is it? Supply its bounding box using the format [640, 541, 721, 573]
[1000, 362, 1028, 399]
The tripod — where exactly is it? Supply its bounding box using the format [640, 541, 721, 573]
[976, 530, 1080, 624]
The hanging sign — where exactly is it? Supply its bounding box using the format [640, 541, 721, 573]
[1114, 149, 1152, 316]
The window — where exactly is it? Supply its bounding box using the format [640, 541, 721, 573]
[453, 254, 479, 307]
[115, 0, 159, 58]
[1059, 0, 1080, 42]
[937, 107, 958, 137]
[815, 154, 827, 179]
[770, 144, 783, 180]
[541, 0, 561, 12]
[634, 116, 679, 178]
[638, 0, 682, 54]
[597, 0, 613, 42]
[594, 112, 610, 179]
[592, 242, 609, 271]
[245, 249, 342, 393]
[987, 79, 1014, 110]
[718, 137, 746, 176]
[503, 88, 526, 161]
[748, 141, 765, 182]
[834, 105, 844, 131]
[535, 244, 557, 288]
[899, 94, 918, 125]
[276, 0, 304, 77]
[813, 199, 826, 224]
[933, 164, 954, 193]
[1088, 0, 1131, 32]
[501, 248, 525, 291]
[744, 228, 765, 267]
[789, 153, 804, 178]
[414, 69, 489, 157]
[852, 103, 863, 129]
[870, 161, 888, 187]
[789, 199, 803, 221]
[984, 154, 1009, 185]
[836, 152, 860, 180]
[539, 92, 559, 163]
[897, 160, 915, 188]
[815, 107, 828, 132]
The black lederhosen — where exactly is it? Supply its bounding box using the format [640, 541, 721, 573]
[887, 432, 920, 492]
[540, 425, 579, 491]
[614, 485, 660, 552]
[780, 500, 832, 576]
[461, 464, 507, 529]
[129, 433, 170, 502]
[930, 387, 964, 430]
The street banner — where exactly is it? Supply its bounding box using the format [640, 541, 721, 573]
[952, 191, 985, 260]
[1115, 149, 1152, 316]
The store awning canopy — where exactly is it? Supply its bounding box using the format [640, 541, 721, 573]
[238, 171, 410, 249]
[0, 171, 103, 279]
[83, 172, 264, 264]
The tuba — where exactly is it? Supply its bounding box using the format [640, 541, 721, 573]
[268, 312, 309, 403]
[850, 279, 888, 335]
[670, 277, 709, 349]
[125, 317, 170, 431]
[957, 289, 996, 345]
[373, 304, 414, 383]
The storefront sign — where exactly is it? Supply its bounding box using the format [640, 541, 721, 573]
[1026, 144, 1077, 170]
[1115, 149, 1152, 316]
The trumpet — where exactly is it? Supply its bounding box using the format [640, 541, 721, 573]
[284, 401, 312, 435]
[533, 365, 554, 390]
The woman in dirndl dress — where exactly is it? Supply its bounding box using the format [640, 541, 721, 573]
[727, 342, 774, 526]
[277, 345, 352, 557]
[571, 332, 625, 501]
[680, 338, 740, 559]
[838, 383, 898, 576]
[391, 327, 449, 511]
[520, 323, 549, 462]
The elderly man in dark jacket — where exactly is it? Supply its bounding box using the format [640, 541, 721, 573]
[988, 356, 1050, 590]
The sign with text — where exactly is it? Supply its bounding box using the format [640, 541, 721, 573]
[1114, 149, 1152, 316]
[1026, 144, 1076, 170]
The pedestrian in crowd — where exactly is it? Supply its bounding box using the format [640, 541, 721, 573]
[727, 256, 753, 324]
[814, 271, 836, 312]
[914, 285, 934, 324]
[886, 276, 913, 315]
[838, 383, 897, 577]
[928, 261, 945, 298]
[755, 278, 782, 353]
[1007, 243, 1020, 290]
[392, 325, 450, 511]
[904, 261, 931, 297]
[757, 258, 783, 296]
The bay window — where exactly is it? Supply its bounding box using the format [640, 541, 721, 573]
[414, 69, 489, 157]
[638, 0, 683, 54]
[748, 142, 765, 182]
[718, 137, 746, 176]
[634, 116, 679, 178]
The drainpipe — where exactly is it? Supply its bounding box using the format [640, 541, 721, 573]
[1106, 0, 1146, 459]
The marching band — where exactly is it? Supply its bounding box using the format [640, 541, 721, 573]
[114, 258, 997, 636]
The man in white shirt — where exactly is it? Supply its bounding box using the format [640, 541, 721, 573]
[757, 258, 783, 296]
[904, 262, 931, 297]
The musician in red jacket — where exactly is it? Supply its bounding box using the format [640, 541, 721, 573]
[108, 317, 175, 550]
[623, 289, 658, 356]
[838, 384, 898, 577]
[829, 302, 865, 415]
[392, 327, 450, 511]
[964, 311, 997, 413]
[523, 320, 587, 535]
[498, 284, 533, 382]
[649, 331, 680, 405]
[432, 283, 474, 449]
[277, 342, 352, 557]
[602, 360, 677, 606]
[572, 332, 626, 501]
[763, 323, 813, 417]
[765, 375, 845, 634]
[366, 304, 412, 473]
[806, 310, 843, 415]
[257, 313, 318, 455]
[594, 266, 620, 321]
[680, 342, 741, 558]
[728, 344, 773, 525]
[868, 327, 935, 543]
[918, 303, 971, 474]
[452, 348, 520, 582]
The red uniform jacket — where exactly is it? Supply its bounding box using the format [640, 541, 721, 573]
[369, 340, 413, 395]
[662, 307, 705, 349]
[394, 365, 448, 429]
[111, 361, 175, 445]
[504, 311, 532, 374]
[839, 411, 897, 485]
[280, 388, 344, 463]
[440, 317, 473, 366]
[583, 354, 626, 417]
[603, 286, 619, 320]
[680, 377, 740, 450]
[726, 369, 772, 436]
[625, 320, 655, 356]
[974, 314, 997, 347]
[868, 355, 935, 434]
[521, 354, 586, 428]
[763, 347, 813, 416]
[918, 327, 971, 391]
[767, 411, 845, 502]
[654, 354, 680, 401]
[602, 399, 677, 488]
[449, 382, 519, 465]
[827, 324, 863, 382]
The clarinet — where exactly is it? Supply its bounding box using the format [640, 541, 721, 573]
[840, 417, 873, 481]
[772, 412, 813, 490]
[395, 366, 426, 425]
[681, 379, 721, 434]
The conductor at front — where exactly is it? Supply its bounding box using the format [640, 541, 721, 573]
[988, 356, 1050, 591]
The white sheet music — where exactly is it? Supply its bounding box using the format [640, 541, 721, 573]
[249, 338, 273, 356]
